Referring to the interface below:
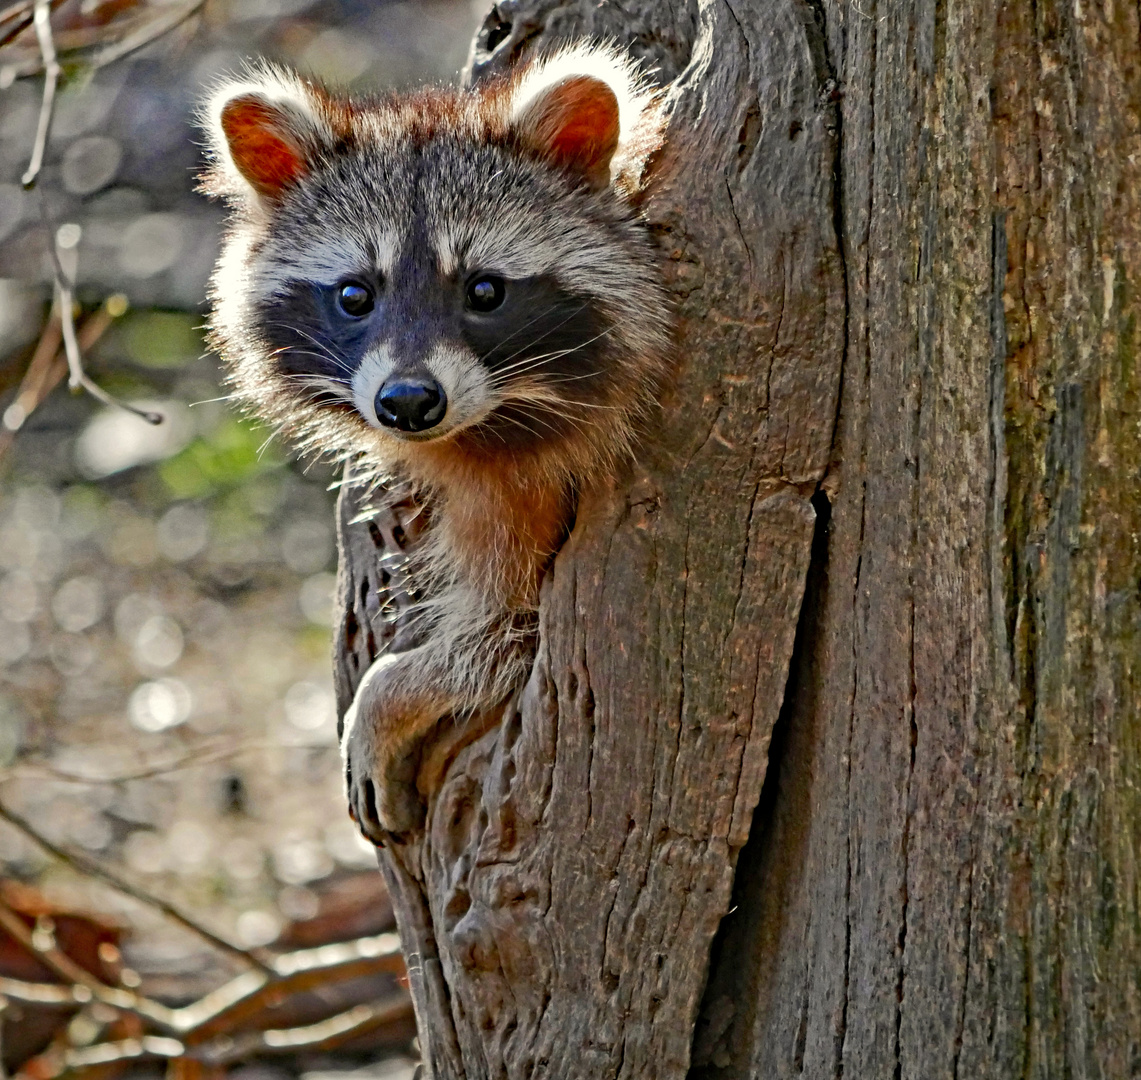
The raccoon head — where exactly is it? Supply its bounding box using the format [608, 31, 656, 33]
[202, 44, 671, 481]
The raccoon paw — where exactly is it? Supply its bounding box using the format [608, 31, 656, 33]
[340, 654, 442, 840]
[343, 734, 423, 842]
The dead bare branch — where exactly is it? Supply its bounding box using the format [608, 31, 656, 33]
[0, 929, 406, 1043]
[39, 212, 163, 425]
[0, 932, 181, 1034]
[0, 294, 126, 461]
[1, 933, 410, 1080]
[0, 798, 273, 975]
[16, 0, 55, 187]
[10, 1, 162, 428]
[203, 997, 413, 1063]
[1, 738, 305, 786]
[184, 932, 404, 1040]
[34, 995, 412, 1077]
[85, 0, 204, 71]
[0, 897, 100, 991]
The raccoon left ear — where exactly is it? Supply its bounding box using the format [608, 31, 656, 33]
[218, 94, 312, 201]
[513, 75, 621, 190]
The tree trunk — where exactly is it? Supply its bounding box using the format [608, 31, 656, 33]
[333, 0, 1141, 1077]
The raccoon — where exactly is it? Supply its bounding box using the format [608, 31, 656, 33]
[201, 43, 672, 838]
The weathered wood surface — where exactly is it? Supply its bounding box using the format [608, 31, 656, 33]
[691, 0, 1141, 1075]
[333, 0, 844, 1077]
[336, 0, 1141, 1076]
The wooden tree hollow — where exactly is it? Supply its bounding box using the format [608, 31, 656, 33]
[333, 2, 844, 1077]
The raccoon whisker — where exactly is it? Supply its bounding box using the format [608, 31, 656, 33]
[540, 396, 623, 412]
[189, 393, 238, 406]
[265, 324, 356, 376]
[488, 352, 595, 385]
[477, 303, 600, 373]
[487, 351, 583, 382]
[489, 403, 570, 440]
[256, 425, 288, 460]
[279, 354, 357, 386]
[492, 414, 555, 442]
[478, 301, 592, 367]
[487, 327, 616, 383]
[502, 394, 612, 436]
[467, 419, 512, 448]
[495, 397, 599, 437]
[527, 373, 612, 392]
[267, 346, 356, 381]
[283, 373, 355, 404]
[288, 328, 356, 374]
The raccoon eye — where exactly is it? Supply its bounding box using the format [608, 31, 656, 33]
[337, 282, 374, 318]
[465, 275, 505, 313]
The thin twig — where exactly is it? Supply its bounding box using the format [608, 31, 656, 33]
[0, 0, 204, 77]
[0, 931, 406, 1046]
[0, 931, 404, 1038]
[0, 0, 66, 52]
[201, 997, 413, 1063]
[0, 0, 34, 52]
[0, 798, 273, 975]
[0, 897, 99, 990]
[0, 310, 61, 441]
[0, 738, 296, 786]
[19, 0, 56, 188]
[39, 207, 164, 425]
[185, 932, 404, 1040]
[0, 974, 180, 1032]
[0, 900, 186, 1032]
[15, 0, 161, 426]
[0, 295, 125, 460]
[86, 0, 204, 70]
[39, 995, 412, 1076]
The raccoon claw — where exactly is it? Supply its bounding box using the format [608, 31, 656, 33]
[345, 748, 424, 842]
[345, 770, 385, 846]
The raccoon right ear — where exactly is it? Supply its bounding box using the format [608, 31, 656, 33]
[216, 94, 313, 201]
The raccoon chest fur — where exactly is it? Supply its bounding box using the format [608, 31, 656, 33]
[202, 43, 672, 838]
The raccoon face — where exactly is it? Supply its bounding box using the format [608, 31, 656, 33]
[204, 47, 669, 464]
[250, 153, 616, 452]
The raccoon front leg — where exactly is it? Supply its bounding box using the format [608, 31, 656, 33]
[341, 618, 529, 838]
[340, 647, 452, 839]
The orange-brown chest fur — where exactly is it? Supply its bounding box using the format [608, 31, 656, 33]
[409, 438, 572, 609]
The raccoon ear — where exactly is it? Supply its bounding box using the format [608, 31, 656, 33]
[513, 75, 621, 190]
[217, 93, 312, 201]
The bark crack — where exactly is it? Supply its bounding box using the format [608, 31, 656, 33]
[838, 546, 862, 1080]
[950, 858, 976, 1080]
[838, 480, 867, 1079]
[724, 176, 756, 284]
[893, 591, 917, 1080]
[726, 482, 763, 660]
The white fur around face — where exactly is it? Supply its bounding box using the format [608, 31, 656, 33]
[254, 229, 400, 304]
[350, 342, 495, 441]
[350, 344, 394, 426]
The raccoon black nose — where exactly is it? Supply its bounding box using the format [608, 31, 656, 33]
[374, 378, 447, 433]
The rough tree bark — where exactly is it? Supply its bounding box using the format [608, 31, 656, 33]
[333, 0, 1141, 1077]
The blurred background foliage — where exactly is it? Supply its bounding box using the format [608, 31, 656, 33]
[0, 1, 485, 1075]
